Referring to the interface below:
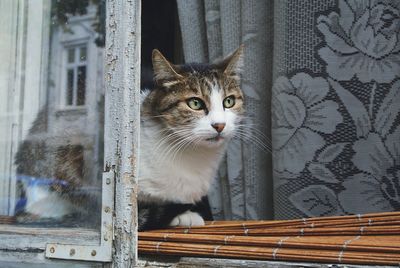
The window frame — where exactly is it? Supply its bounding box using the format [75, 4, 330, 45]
[0, 0, 141, 266]
[103, 0, 141, 265]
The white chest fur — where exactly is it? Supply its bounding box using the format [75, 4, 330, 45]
[139, 119, 226, 204]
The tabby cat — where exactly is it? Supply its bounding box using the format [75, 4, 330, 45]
[139, 46, 244, 230]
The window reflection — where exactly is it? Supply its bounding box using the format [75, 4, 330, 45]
[68, 48, 75, 63]
[80, 46, 87, 62]
[65, 46, 87, 106]
[0, 1, 105, 228]
[67, 69, 74, 105]
[77, 66, 86, 106]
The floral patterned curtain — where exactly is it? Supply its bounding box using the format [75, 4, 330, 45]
[177, 0, 400, 220]
[273, 0, 400, 219]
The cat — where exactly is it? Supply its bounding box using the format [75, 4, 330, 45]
[14, 46, 245, 230]
[138, 46, 244, 230]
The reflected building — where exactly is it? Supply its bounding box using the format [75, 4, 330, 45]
[0, 1, 104, 226]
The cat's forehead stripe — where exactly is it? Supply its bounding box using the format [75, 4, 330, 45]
[210, 78, 223, 94]
[204, 78, 214, 89]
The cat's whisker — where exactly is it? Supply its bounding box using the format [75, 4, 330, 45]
[153, 127, 194, 153]
[167, 134, 192, 161]
[170, 137, 194, 163]
[235, 125, 272, 146]
[171, 136, 197, 163]
[144, 114, 169, 119]
[156, 129, 195, 164]
[153, 132, 181, 156]
[233, 130, 272, 153]
[157, 136, 187, 164]
[235, 123, 269, 136]
[236, 123, 271, 140]
[154, 132, 184, 163]
[235, 128, 271, 148]
[153, 127, 190, 136]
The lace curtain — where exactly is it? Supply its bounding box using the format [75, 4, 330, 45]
[176, 0, 400, 220]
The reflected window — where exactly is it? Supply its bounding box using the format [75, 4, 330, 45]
[65, 45, 87, 106]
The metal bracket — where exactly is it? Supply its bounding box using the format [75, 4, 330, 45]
[45, 170, 115, 262]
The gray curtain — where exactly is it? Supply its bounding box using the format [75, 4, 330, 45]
[177, 0, 400, 220]
[177, 0, 274, 220]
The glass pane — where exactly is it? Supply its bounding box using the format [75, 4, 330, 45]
[0, 1, 105, 228]
[77, 66, 86, 105]
[79, 46, 87, 62]
[67, 48, 75, 63]
[66, 69, 74, 105]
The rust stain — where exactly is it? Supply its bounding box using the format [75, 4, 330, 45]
[122, 172, 133, 184]
[128, 154, 137, 177]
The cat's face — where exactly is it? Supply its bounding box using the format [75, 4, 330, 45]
[146, 47, 245, 148]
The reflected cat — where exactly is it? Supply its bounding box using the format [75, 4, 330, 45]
[14, 106, 103, 227]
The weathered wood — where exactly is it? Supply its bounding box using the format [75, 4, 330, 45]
[0, 251, 104, 267]
[138, 256, 398, 268]
[0, 226, 99, 250]
[175, 258, 398, 268]
[105, 0, 141, 267]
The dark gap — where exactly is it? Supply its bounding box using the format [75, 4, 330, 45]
[67, 68, 74, 105]
[77, 66, 86, 105]
[141, 0, 183, 89]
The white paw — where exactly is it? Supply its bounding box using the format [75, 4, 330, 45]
[169, 211, 205, 227]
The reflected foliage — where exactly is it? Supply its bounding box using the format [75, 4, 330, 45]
[51, 0, 105, 46]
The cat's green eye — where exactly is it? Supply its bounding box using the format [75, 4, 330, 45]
[223, 96, 235, 108]
[187, 98, 205, 110]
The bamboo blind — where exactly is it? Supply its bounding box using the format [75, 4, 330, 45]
[139, 211, 400, 266]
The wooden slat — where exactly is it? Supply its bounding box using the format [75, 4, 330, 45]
[139, 211, 400, 266]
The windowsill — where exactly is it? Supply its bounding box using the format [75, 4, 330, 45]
[138, 255, 398, 268]
[55, 107, 87, 117]
[0, 225, 99, 250]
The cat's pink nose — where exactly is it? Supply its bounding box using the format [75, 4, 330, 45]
[212, 123, 225, 133]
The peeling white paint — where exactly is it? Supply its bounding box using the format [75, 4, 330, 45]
[105, 0, 141, 266]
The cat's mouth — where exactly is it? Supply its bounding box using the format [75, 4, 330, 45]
[206, 135, 224, 142]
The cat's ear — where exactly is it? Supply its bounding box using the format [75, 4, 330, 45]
[216, 45, 244, 80]
[152, 49, 183, 87]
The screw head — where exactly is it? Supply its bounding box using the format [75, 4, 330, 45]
[50, 247, 55, 253]
[91, 250, 97, 256]
[105, 206, 111, 213]
[106, 178, 111, 184]
[69, 248, 76, 256]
